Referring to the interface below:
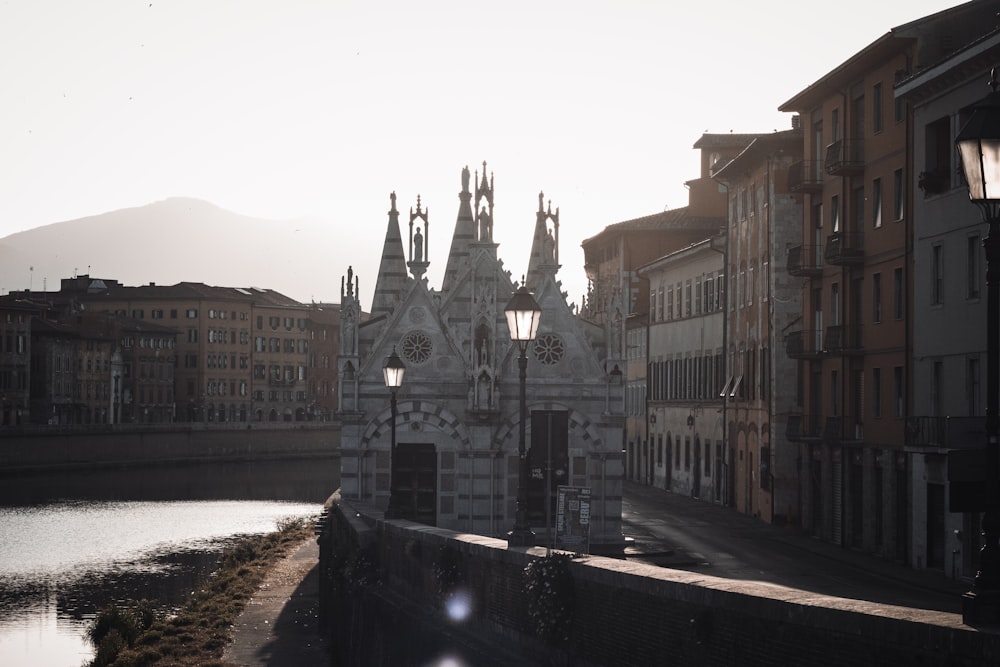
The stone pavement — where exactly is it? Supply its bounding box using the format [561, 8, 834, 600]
[222, 536, 329, 667]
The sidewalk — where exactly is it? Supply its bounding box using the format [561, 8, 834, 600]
[222, 536, 329, 667]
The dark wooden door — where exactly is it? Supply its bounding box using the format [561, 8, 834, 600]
[527, 410, 569, 528]
[392, 443, 437, 526]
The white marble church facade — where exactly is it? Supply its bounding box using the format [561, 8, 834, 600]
[337, 164, 625, 550]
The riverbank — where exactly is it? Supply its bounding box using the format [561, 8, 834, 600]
[0, 422, 340, 473]
[85, 518, 317, 667]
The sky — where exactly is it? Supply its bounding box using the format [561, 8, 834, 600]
[0, 0, 968, 307]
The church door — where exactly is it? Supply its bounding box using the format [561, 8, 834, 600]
[392, 443, 437, 526]
[527, 410, 569, 533]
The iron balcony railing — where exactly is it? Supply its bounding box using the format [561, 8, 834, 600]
[786, 414, 824, 442]
[824, 324, 863, 355]
[784, 329, 823, 359]
[788, 160, 824, 193]
[825, 139, 864, 175]
[786, 244, 823, 277]
[905, 416, 987, 449]
[824, 231, 864, 265]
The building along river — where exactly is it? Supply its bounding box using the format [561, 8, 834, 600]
[0, 457, 338, 666]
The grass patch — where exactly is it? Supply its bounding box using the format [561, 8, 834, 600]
[85, 516, 314, 667]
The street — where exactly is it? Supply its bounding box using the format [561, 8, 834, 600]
[621, 480, 968, 614]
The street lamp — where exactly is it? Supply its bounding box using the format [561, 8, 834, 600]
[383, 347, 406, 519]
[505, 283, 542, 547]
[955, 67, 1000, 624]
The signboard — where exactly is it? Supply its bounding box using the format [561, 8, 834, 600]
[555, 485, 591, 553]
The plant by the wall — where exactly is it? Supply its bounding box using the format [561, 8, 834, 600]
[523, 553, 575, 644]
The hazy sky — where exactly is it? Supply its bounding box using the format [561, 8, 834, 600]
[0, 0, 966, 306]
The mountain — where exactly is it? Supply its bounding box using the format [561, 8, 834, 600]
[0, 198, 377, 305]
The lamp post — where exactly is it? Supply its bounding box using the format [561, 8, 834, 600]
[505, 284, 542, 547]
[383, 347, 406, 519]
[955, 67, 1000, 624]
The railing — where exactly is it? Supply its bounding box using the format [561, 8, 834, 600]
[788, 160, 824, 193]
[824, 231, 864, 264]
[823, 416, 864, 443]
[786, 244, 823, 277]
[786, 414, 823, 442]
[825, 139, 864, 175]
[784, 330, 823, 359]
[823, 324, 863, 355]
[905, 416, 986, 449]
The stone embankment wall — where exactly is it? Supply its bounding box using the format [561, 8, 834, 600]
[0, 423, 340, 471]
[319, 493, 1000, 667]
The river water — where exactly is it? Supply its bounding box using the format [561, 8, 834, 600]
[0, 457, 338, 667]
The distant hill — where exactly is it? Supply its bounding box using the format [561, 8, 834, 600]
[0, 198, 378, 305]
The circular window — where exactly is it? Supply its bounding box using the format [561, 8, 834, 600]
[401, 331, 433, 365]
[533, 333, 564, 365]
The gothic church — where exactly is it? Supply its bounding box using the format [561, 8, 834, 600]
[338, 163, 625, 550]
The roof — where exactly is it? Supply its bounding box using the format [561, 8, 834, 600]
[59, 278, 305, 308]
[711, 129, 803, 181]
[693, 133, 768, 150]
[581, 207, 723, 248]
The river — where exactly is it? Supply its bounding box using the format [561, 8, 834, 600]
[0, 457, 338, 667]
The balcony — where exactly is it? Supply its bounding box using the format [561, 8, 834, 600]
[823, 324, 863, 355]
[824, 231, 864, 265]
[786, 244, 822, 277]
[824, 139, 864, 175]
[786, 414, 823, 442]
[823, 416, 865, 443]
[784, 330, 823, 359]
[905, 416, 987, 449]
[788, 160, 824, 193]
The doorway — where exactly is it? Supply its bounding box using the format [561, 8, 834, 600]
[527, 411, 569, 530]
[392, 442, 437, 526]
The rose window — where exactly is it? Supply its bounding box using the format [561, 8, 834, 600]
[401, 331, 433, 364]
[533, 333, 564, 365]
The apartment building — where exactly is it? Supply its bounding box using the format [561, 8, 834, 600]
[638, 236, 725, 502]
[0, 301, 34, 426]
[713, 127, 804, 524]
[0, 276, 339, 425]
[581, 133, 748, 483]
[896, 29, 1000, 576]
[777, 1, 997, 559]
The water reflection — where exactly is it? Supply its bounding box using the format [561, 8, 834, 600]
[0, 458, 338, 666]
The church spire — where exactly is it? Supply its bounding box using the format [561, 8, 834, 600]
[408, 195, 430, 281]
[441, 165, 477, 292]
[370, 191, 409, 319]
[474, 161, 494, 243]
[525, 190, 559, 288]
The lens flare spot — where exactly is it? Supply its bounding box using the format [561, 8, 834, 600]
[444, 589, 472, 623]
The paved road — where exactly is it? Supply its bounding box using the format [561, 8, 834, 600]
[621, 480, 968, 614]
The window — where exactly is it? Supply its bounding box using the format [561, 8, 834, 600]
[684, 437, 691, 470]
[873, 272, 882, 323]
[932, 361, 943, 417]
[831, 195, 841, 233]
[969, 235, 982, 299]
[893, 168, 904, 220]
[921, 117, 951, 196]
[132, 309, 144, 319]
[872, 368, 882, 418]
[186, 309, 198, 319]
[695, 280, 702, 314]
[747, 266, 754, 306]
[968, 357, 981, 416]
[761, 263, 769, 302]
[872, 178, 883, 228]
[873, 82, 883, 133]
[893, 366, 904, 418]
[931, 244, 943, 305]
[666, 286, 674, 320]
[685, 281, 692, 316]
[893, 268, 903, 320]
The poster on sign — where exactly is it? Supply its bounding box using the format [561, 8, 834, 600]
[555, 485, 591, 553]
